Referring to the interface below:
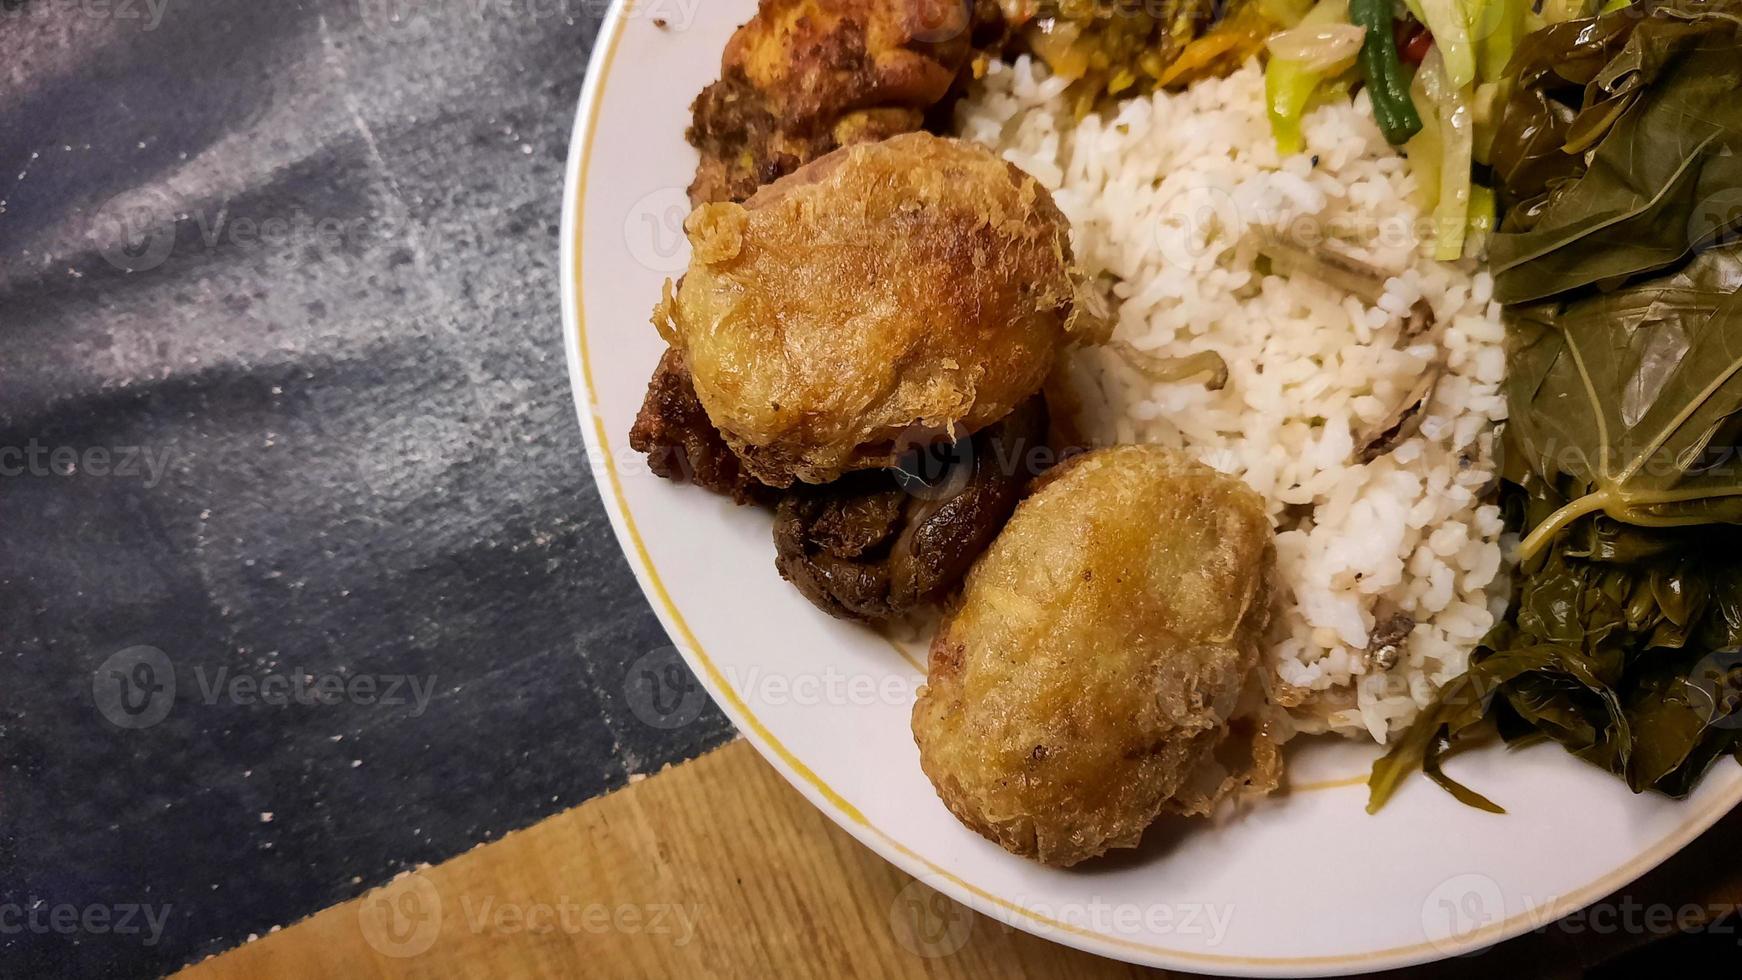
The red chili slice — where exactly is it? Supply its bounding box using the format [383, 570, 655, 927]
[1397, 21, 1434, 66]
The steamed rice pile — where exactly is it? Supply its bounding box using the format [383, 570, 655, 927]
[958, 59, 1510, 741]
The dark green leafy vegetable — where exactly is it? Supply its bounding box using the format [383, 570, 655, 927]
[1503, 244, 1742, 555]
[1369, 0, 1742, 812]
[1490, 1, 1742, 301]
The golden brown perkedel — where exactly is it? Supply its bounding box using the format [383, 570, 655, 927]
[654, 131, 1106, 488]
[911, 446, 1279, 866]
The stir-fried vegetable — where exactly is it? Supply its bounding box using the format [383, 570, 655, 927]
[1158, 4, 1279, 87]
[1267, 20, 1367, 68]
[1403, 71, 1442, 210]
[1538, 0, 1594, 23]
[1256, 0, 1526, 259]
[1264, 58, 1319, 155]
[1464, 182, 1495, 254]
[1351, 0, 1424, 143]
[1476, 0, 1527, 81]
[1411, 0, 1476, 87]
[1259, 0, 1318, 25]
[1265, 0, 1355, 153]
[1369, 0, 1742, 813]
[1006, 0, 1273, 114]
[1412, 49, 1473, 259]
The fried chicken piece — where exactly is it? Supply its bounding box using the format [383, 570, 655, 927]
[911, 446, 1276, 867]
[628, 348, 775, 505]
[772, 396, 1055, 622]
[686, 0, 980, 204]
[655, 132, 1107, 488]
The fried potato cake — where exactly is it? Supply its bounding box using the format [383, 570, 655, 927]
[911, 445, 1276, 867]
[655, 132, 1106, 488]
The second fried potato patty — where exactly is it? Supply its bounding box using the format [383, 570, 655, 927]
[911, 445, 1275, 866]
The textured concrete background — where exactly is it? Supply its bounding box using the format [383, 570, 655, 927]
[0, 1, 733, 975]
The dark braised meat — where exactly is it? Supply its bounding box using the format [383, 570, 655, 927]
[685, 0, 986, 205]
[628, 348, 775, 505]
[772, 396, 1057, 621]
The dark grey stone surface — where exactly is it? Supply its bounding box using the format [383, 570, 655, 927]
[0, 1, 732, 975]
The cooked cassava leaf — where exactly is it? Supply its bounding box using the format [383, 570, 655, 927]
[1422, 736, 1506, 814]
[1367, 646, 1568, 813]
[1624, 656, 1727, 791]
[1370, 0, 1742, 813]
[1373, 510, 1742, 809]
[1503, 243, 1742, 559]
[1488, 8, 1643, 220]
[1490, 0, 1742, 302]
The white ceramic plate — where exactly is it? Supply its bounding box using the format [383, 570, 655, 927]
[560, 2, 1742, 973]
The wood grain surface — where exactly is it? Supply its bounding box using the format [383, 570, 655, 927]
[177, 741, 1742, 979]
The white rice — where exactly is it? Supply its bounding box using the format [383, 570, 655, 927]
[957, 59, 1511, 741]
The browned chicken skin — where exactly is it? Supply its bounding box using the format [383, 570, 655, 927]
[686, 0, 983, 204]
